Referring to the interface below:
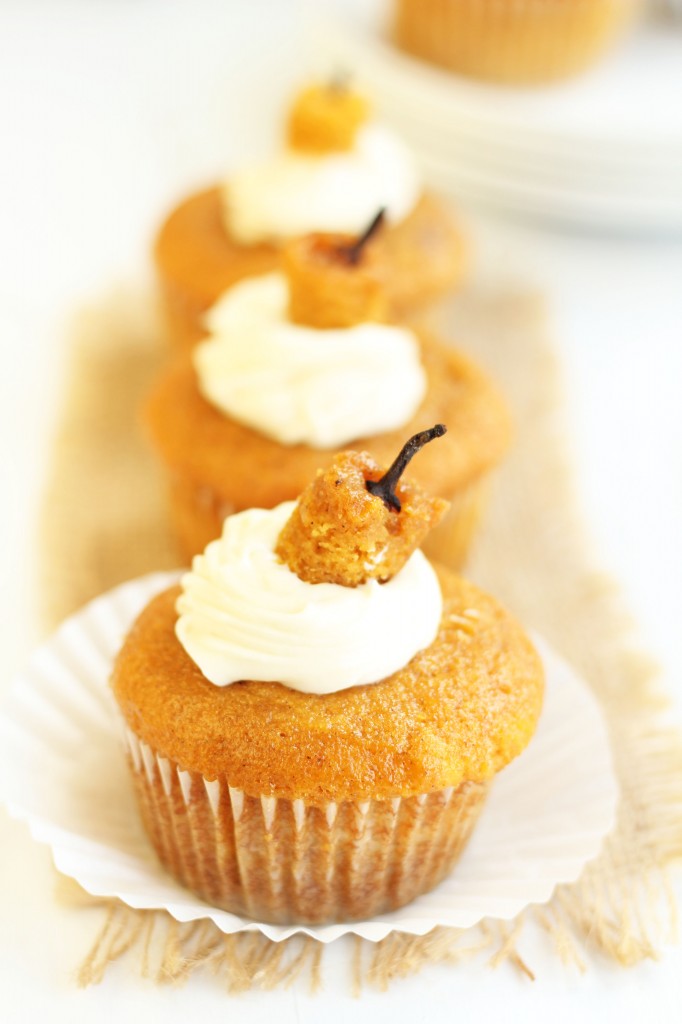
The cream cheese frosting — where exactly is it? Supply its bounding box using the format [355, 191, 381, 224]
[175, 501, 443, 695]
[194, 272, 426, 448]
[223, 123, 421, 244]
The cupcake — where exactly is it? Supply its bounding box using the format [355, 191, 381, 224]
[393, 0, 641, 84]
[146, 223, 511, 570]
[112, 433, 545, 924]
[155, 81, 468, 350]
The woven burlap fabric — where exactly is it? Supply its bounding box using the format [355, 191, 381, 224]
[42, 287, 682, 991]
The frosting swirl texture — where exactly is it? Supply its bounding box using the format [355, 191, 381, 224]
[224, 123, 421, 244]
[175, 502, 443, 695]
[194, 273, 426, 448]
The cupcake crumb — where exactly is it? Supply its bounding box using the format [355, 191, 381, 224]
[287, 83, 370, 154]
[275, 447, 448, 586]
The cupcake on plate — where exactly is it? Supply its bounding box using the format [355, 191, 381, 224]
[112, 431, 544, 924]
[146, 220, 511, 571]
[155, 81, 468, 350]
[394, 0, 642, 84]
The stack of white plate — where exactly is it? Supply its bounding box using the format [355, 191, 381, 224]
[312, 0, 682, 232]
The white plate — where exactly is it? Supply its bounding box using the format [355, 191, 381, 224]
[0, 573, 619, 944]
[419, 150, 682, 230]
[385, 103, 682, 184]
[315, 0, 682, 145]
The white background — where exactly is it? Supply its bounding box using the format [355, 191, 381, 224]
[1, 1, 681, 1020]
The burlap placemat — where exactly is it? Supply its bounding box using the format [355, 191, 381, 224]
[41, 287, 682, 991]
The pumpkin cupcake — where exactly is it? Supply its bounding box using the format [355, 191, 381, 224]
[155, 81, 467, 350]
[112, 432, 545, 924]
[146, 221, 511, 571]
[394, 0, 641, 84]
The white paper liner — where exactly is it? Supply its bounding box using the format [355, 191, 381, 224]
[0, 572, 618, 943]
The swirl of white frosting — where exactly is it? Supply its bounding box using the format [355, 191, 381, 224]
[175, 502, 443, 695]
[224, 123, 421, 244]
[194, 273, 426, 448]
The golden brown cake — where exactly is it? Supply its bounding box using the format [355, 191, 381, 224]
[145, 330, 511, 569]
[276, 443, 449, 586]
[155, 83, 468, 350]
[284, 218, 388, 329]
[394, 0, 641, 84]
[112, 446, 544, 923]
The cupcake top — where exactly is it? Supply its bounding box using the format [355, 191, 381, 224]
[113, 576, 542, 805]
[146, 324, 511, 512]
[192, 220, 427, 448]
[175, 435, 448, 694]
[113, 437, 543, 804]
[223, 82, 421, 244]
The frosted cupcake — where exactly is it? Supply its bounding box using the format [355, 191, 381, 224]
[155, 81, 468, 349]
[112, 433, 544, 924]
[394, 0, 641, 84]
[146, 222, 510, 570]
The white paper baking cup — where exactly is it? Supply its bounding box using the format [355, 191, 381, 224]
[0, 572, 618, 942]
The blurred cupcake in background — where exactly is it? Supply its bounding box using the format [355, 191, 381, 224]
[146, 221, 510, 570]
[155, 81, 468, 350]
[393, 0, 642, 84]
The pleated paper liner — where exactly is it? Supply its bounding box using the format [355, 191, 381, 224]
[126, 731, 488, 925]
[0, 571, 617, 943]
[28, 285, 682, 985]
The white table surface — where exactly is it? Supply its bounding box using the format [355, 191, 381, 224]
[1, 1, 681, 1020]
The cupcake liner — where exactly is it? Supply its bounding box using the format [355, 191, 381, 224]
[168, 471, 488, 569]
[123, 725, 489, 924]
[394, 0, 641, 84]
[0, 572, 618, 942]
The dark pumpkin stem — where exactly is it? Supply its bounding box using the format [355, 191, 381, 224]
[366, 424, 447, 512]
[341, 208, 386, 266]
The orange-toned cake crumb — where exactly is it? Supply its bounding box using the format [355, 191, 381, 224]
[276, 440, 448, 587]
[287, 82, 370, 154]
[284, 215, 387, 329]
